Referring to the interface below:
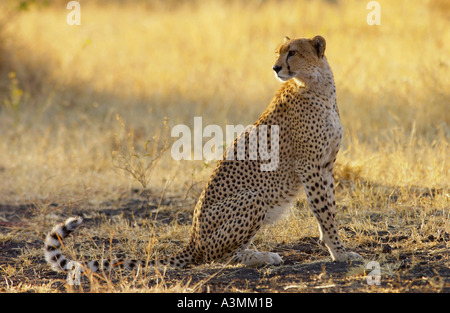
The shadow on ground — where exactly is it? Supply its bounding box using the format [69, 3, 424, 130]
[1, 187, 449, 293]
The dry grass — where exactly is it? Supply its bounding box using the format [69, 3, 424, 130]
[0, 0, 448, 293]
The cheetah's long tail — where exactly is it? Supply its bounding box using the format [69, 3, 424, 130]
[44, 217, 148, 273]
[44, 217, 190, 274]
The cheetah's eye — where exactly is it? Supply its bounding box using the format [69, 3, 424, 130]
[288, 50, 297, 57]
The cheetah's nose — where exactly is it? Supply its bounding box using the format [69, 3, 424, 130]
[272, 65, 282, 73]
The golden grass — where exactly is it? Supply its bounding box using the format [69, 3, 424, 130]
[0, 0, 448, 293]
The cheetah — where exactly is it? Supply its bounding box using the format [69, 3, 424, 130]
[44, 35, 362, 274]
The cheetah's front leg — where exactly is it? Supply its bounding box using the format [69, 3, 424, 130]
[300, 166, 362, 262]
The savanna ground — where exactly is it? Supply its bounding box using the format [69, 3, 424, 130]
[0, 0, 448, 293]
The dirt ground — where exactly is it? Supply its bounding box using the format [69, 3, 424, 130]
[1, 191, 449, 293]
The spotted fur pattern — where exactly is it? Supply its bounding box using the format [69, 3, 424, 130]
[44, 35, 361, 274]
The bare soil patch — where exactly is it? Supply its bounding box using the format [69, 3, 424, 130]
[1, 191, 448, 293]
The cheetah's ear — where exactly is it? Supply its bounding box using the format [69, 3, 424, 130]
[311, 35, 326, 58]
[283, 36, 291, 43]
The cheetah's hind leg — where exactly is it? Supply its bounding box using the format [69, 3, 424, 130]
[200, 190, 282, 267]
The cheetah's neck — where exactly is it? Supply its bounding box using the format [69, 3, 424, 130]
[293, 58, 336, 98]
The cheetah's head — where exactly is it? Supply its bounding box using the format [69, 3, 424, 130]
[272, 35, 327, 86]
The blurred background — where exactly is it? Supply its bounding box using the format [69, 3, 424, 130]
[0, 0, 448, 204]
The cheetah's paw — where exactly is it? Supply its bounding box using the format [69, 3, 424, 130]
[334, 251, 363, 262]
[266, 252, 283, 265]
[238, 251, 283, 267]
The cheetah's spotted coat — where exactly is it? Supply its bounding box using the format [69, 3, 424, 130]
[44, 35, 361, 274]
